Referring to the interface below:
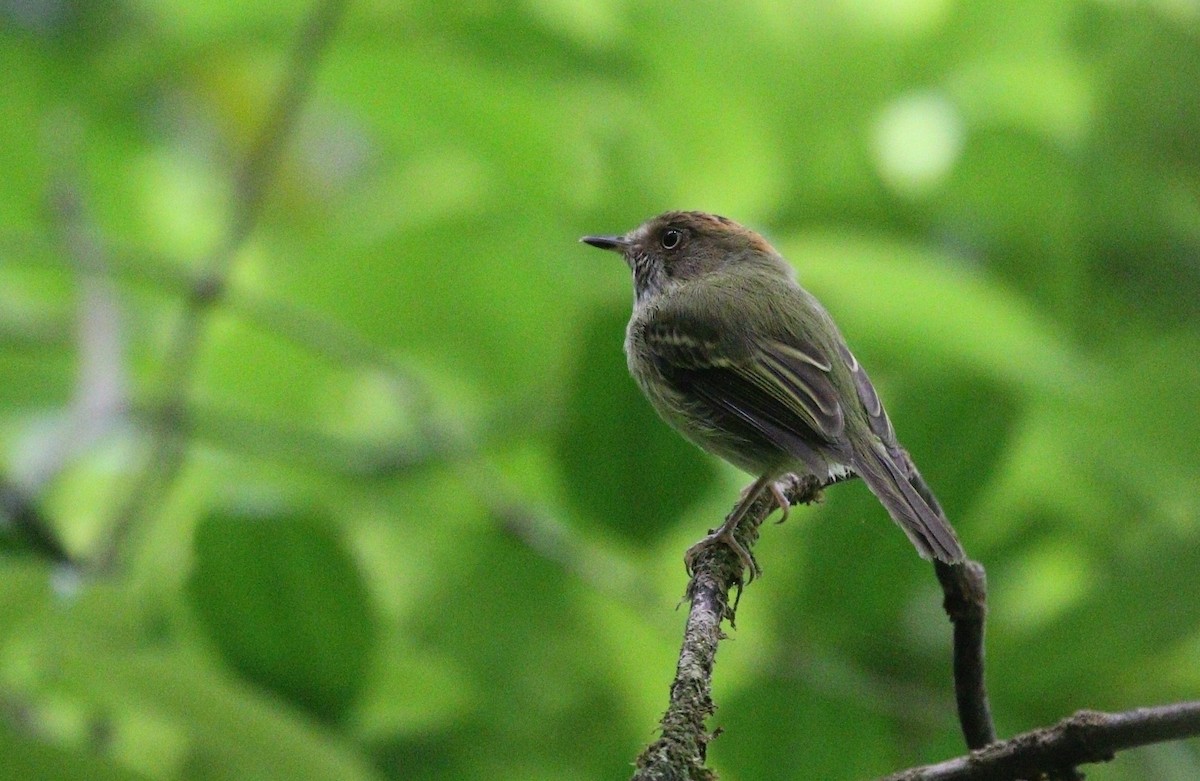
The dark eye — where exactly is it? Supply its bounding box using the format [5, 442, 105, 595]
[660, 228, 683, 250]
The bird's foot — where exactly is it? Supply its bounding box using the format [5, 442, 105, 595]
[684, 526, 761, 582]
[736, 477, 791, 524]
[685, 473, 777, 583]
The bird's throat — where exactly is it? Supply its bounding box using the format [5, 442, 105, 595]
[630, 254, 667, 304]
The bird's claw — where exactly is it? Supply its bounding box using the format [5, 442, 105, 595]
[770, 482, 791, 525]
[684, 527, 761, 582]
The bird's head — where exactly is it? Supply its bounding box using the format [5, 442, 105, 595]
[582, 211, 788, 302]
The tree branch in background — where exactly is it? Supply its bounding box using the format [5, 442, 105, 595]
[1, 149, 127, 570]
[492, 498, 657, 611]
[98, 0, 349, 572]
[2, 209, 505, 485]
[22, 169, 129, 493]
[629, 473, 824, 781]
[934, 560, 996, 750]
[878, 702, 1200, 781]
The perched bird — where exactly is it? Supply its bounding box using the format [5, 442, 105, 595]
[581, 211, 965, 579]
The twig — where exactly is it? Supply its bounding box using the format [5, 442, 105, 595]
[493, 499, 656, 610]
[776, 643, 947, 731]
[0, 230, 459, 452]
[21, 169, 129, 493]
[935, 560, 996, 750]
[877, 702, 1200, 781]
[97, 0, 348, 572]
[630, 474, 824, 781]
[628, 477, 1001, 780]
[127, 399, 460, 477]
[2, 156, 127, 568]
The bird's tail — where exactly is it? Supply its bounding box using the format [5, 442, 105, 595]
[852, 442, 965, 563]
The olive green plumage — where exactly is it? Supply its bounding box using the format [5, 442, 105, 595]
[582, 211, 964, 576]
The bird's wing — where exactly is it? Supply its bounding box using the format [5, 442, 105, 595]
[835, 342, 894, 441]
[639, 314, 848, 472]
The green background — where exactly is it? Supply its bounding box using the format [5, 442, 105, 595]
[2, 1, 1199, 779]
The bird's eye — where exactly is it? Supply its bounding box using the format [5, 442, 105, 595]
[660, 228, 683, 250]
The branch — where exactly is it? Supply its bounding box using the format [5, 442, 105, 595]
[935, 560, 996, 749]
[630, 474, 824, 781]
[97, 0, 348, 572]
[1, 229, 474, 470]
[492, 497, 657, 611]
[628, 477, 1003, 780]
[128, 400, 460, 477]
[878, 702, 1200, 781]
[20, 166, 130, 493]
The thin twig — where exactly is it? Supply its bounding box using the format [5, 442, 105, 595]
[127, 399, 461, 477]
[492, 498, 657, 610]
[630, 474, 824, 781]
[20, 173, 129, 492]
[877, 702, 1200, 781]
[97, 0, 348, 572]
[2, 158, 128, 568]
[0, 231, 450, 441]
[935, 560, 996, 750]
[776, 643, 947, 731]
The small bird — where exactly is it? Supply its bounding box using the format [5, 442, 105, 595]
[581, 211, 965, 579]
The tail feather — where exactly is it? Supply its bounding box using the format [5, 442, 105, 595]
[852, 442, 965, 563]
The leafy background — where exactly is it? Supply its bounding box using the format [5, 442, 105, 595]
[1, 1, 1199, 779]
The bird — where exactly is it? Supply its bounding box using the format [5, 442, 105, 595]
[581, 211, 965, 580]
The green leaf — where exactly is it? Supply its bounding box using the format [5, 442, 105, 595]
[555, 303, 718, 543]
[187, 510, 377, 723]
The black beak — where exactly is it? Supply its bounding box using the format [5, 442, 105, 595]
[580, 235, 629, 251]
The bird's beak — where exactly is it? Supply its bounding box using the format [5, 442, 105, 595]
[580, 234, 629, 252]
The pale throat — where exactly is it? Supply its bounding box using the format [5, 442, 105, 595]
[629, 254, 669, 305]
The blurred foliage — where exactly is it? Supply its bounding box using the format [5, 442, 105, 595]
[1, 1, 1199, 780]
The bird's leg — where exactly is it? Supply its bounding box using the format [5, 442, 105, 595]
[735, 477, 790, 524]
[684, 473, 774, 582]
